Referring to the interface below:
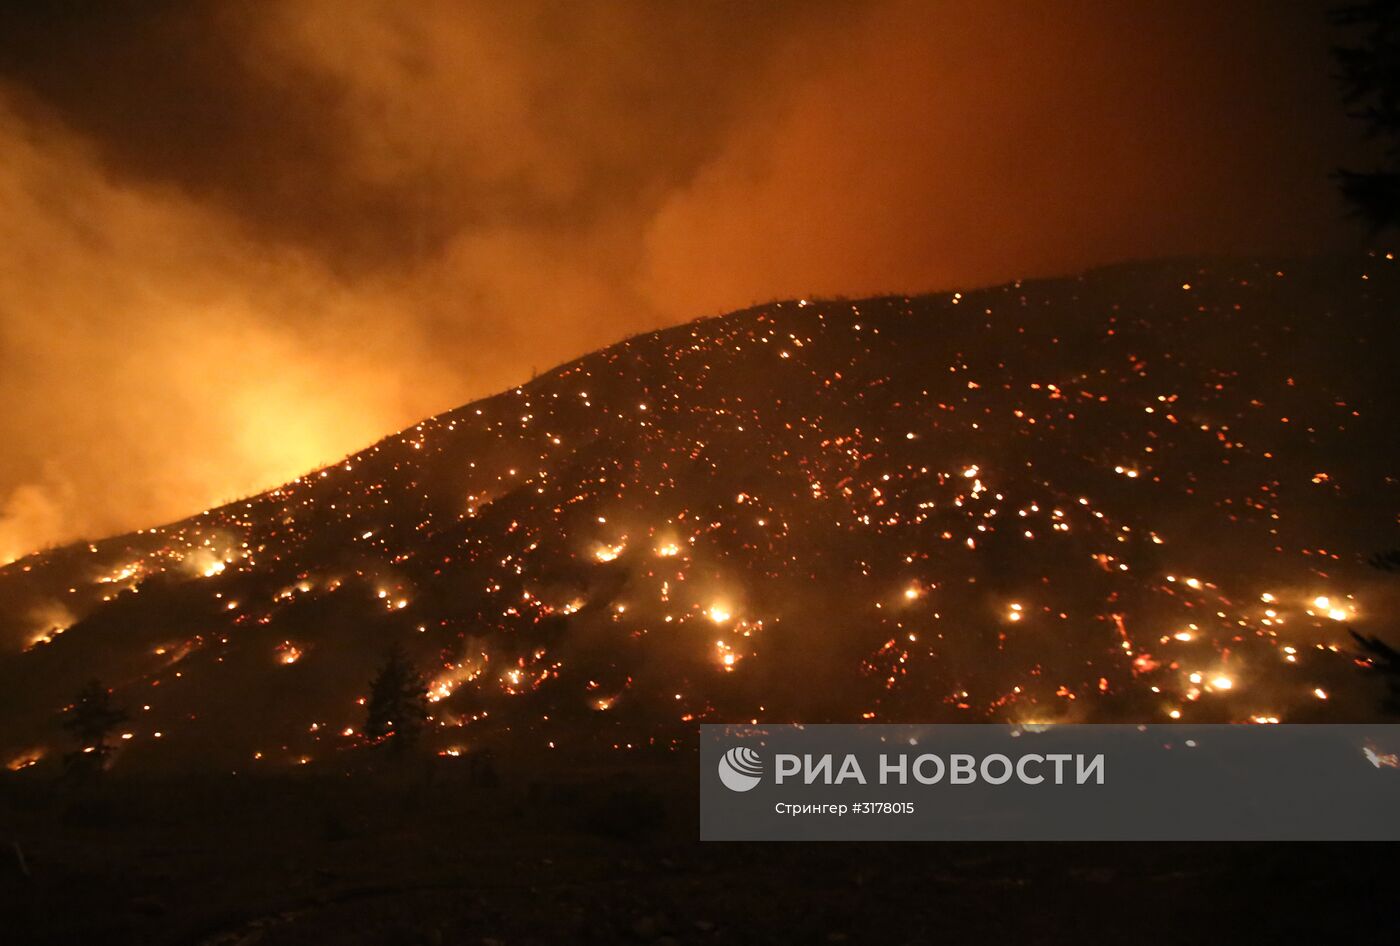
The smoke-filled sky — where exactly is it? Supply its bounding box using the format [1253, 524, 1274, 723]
[0, 0, 1377, 561]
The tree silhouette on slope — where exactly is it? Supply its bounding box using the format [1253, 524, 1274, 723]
[364, 645, 430, 756]
[1352, 548, 1400, 713]
[62, 679, 128, 778]
[1332, 1, 1400, 230]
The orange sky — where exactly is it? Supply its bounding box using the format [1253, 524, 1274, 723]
[0, 0, 1377, 560]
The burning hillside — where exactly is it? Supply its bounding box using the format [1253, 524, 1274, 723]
[2, 254, 1398, 770]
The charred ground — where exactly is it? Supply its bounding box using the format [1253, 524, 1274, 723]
[2, 254, 1399, 772]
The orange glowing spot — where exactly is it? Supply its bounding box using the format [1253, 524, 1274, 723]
[594, 543, 624, 563]
[6, 748, 45, 771]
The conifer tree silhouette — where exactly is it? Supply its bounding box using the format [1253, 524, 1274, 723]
[364, 645, 430, 755]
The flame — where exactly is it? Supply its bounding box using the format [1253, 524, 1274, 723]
[594, 542, 626, 563]
[6, 747, 45, 771]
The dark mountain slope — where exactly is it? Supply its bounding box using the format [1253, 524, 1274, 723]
[2, 254, 1398, 770]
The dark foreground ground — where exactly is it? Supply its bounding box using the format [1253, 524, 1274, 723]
[2, 749, 1396, 946]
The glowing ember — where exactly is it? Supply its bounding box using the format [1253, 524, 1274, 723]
[6, 748, 45, 771]
[715, 640, 742, 671]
